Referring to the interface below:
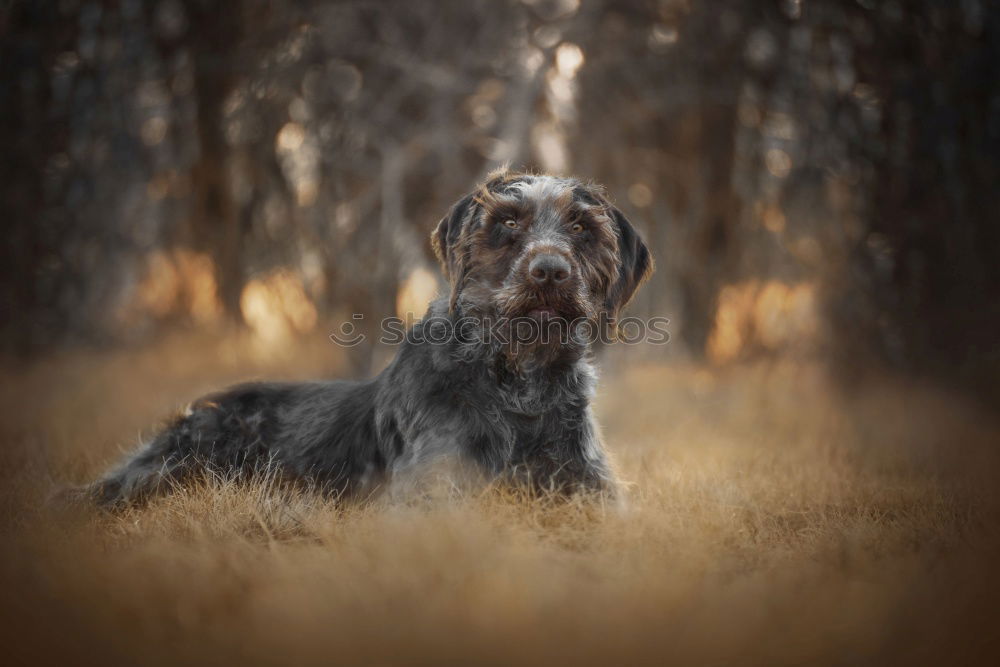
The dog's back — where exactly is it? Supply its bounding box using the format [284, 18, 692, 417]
[92, 380, 384, 505]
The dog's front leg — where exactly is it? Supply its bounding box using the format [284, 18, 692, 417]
[506, 411, 621, 500]
[385, 425, 487, 503]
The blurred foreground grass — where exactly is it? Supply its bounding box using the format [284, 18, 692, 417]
[1, 331, 998, 666]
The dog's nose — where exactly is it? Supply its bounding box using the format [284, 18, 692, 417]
[528, 253, 571, 286]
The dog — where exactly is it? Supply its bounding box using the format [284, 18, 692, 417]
[88, 169, 653, 506]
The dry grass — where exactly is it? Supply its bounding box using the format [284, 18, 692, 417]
[1, 332, 999, 666]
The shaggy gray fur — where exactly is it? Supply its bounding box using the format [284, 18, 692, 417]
[89, 173, 651, 506]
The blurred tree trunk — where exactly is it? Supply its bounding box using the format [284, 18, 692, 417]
[185, 0, 244, 323]
[678, 100, 742, 353]
[675, 3, 751, 355]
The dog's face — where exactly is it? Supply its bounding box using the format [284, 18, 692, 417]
[431, 169, 653, 354]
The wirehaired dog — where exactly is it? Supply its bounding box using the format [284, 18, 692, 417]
[89, 169, 653, 506]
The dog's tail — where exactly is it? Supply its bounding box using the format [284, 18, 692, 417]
[50, 427, 192, 510]
[90, 435, 191, 508]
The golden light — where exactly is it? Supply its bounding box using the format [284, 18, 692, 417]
[707, 280, 819, 364]
[532, 122, 569, 174]
[555, 42, 585, 79]
[396, 266, 440, 321]
[276, 122, 305, 152]
[765, 148, 792, 178]
[175, 251, 223, 325]
[706, 282, 757, 364]
[628, 183, 653, 208]
[240, 270, 318, 351]
[753, 281, 795, 348]
[649, 24, 679, 50]
[135, 250, 181, 318]
[275, 122, 320, 207]
[760, 202, 786, 232]
[296, 181, 319, 207]
[128, 249, 222, 325]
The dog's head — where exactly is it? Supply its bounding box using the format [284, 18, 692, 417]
[431, 168, 653, 360]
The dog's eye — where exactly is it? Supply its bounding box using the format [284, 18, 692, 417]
[503, 219, 518, 229]
[571, 222, 585, 233]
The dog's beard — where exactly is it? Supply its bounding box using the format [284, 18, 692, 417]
[488, 283, 597, 370]
[448, 277, 598, 371]
[492, 282, 592, 322]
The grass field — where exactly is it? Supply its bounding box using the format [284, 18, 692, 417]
[1, 332, 998, 666]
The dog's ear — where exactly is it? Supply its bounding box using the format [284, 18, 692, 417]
[431, 192, 480, 313]
[604, 205, 654, 323]
[431, 192, 477, 280]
